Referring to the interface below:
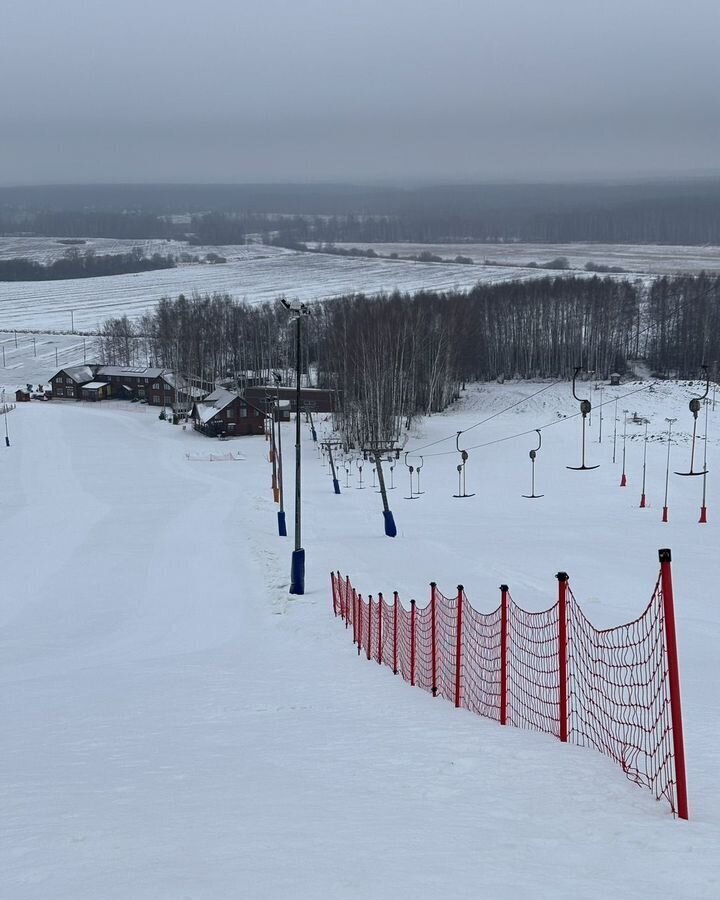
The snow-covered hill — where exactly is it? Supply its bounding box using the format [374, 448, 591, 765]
[1, 381, 718, 898]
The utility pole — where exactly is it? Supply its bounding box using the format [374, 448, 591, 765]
[281, 298, 310, 595]
[70, 309, 75, 332]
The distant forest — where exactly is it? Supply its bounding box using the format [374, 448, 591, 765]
[0, 248, 176, 281]
[3, 179, 720, 245]
[98, 274, 719, 445]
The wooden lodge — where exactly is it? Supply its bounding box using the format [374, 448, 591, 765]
[244, 385, 336, 416]
[190, 388, 266, 438]
[50, 365, 187, 406]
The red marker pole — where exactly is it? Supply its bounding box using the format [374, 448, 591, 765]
[658, 549, 689, 819]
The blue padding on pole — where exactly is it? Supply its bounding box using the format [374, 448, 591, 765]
[277, 510, 287, 536]
[290, 548, 305, 595]
[383, 509, 397, 538]
[333, 478, 341, 494]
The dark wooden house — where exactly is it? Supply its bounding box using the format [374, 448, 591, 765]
[190, 388, 265, 437]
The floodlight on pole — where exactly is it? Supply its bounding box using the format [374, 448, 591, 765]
[280, 298, 310, 595]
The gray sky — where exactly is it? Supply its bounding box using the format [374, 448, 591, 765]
[2, 0, 719, 184]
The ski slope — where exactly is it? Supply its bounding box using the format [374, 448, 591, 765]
[1, 382, 718, 898]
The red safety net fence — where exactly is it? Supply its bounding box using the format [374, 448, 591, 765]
[330, 549, 688, 819]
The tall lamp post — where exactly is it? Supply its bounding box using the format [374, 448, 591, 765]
[281, 298, 310, 595]
[273, 372, 287, 536]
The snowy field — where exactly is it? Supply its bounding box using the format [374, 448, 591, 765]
[2, 381, 719, 898]
[0, 331, 96, 387]
[331, 241, 720, 274]
[0, 242, 547, 332]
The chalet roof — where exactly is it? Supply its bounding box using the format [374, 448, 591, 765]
[192, 387, 240, 424]
[56, 365, 95, 384]
[82, 381, 109, 390]
[97, 365, 167, 379]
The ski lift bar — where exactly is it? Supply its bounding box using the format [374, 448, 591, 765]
[453, 431, 475, 498]
[567, 366, 599, 471]
[675, 365, 709, 476]
[522, 429, 544, 498]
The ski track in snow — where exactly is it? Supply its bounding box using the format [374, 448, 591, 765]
[1, 382, 719, 899]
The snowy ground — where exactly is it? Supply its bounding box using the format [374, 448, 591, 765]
[330, 241, 720, 274]
[0, 242, 550, 332]
[1, 381, 718, 898]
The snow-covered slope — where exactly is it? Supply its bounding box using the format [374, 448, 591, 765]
[1, 382, 718, 898]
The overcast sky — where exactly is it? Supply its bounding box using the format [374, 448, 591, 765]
[2, 0, 719, 184]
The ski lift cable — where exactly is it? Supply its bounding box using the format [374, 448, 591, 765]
[405, 379, 562, 457]
[419, 381, 657, 458]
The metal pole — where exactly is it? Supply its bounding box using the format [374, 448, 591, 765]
[276, 393, 287, 536]
[662, 418, 675, 522]
[598, 387, 603, 443]
[621, 409, 629, 486]
[70, 309, 74, 332]
[640, 421, 648, 507]
[612, 398, 618, 463]
[290, 314, 305, 594]
[3, 389, 9, 447]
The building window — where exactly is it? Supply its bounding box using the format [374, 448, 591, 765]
[226, 408, 235, 420]
[239, 406, 248, 417]
[153, 382, 160, 389]
[56, 376, 63, 383]
[152, 394, 161, 404]
[56, 388, 64, 396]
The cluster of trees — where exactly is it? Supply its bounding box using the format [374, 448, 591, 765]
[0, 248, 176, 281]
[97, 273, 719, 447]
[6, 179, 720, 245]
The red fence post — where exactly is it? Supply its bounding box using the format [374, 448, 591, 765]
[500, 584, 509, 725]
[659, 548, 690, 820]
[454, 585, 464, 708]
[331, 572, 338, 616]
[393, 592, 399, 674]
[377, 592, 384, 665]
[410, 599, 416, 687]
[357, 594, 363, 656]
[352, 589, 358, 645]
[345, 576, 350, 628]
[556, 572, 569, 743]
[367, 595, 372, 660]
[430, 582, 438, 697]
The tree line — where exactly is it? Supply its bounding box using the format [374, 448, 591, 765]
[0, 248, 176, 281]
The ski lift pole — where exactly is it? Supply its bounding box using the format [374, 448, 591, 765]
[2, 388, 9, 447]
[356, 456, 364, 489]
[640, 421, 649, 508]
[612, 397, 619, 464]
[274, 382, 287, 536]
[326, 443, 341, 495]
[662, 417, 676, 522]
[621, 409, 629, 486]
[372, 450, 397, 537]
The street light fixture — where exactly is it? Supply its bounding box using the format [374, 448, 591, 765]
[280, 297, 310, 595]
